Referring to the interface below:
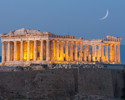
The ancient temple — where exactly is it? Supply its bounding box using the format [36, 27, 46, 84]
[0, 28, 121, 66]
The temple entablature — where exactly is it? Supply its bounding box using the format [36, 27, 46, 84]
[1, 28, 77, 41]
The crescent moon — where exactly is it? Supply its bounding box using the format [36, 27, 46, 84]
[99, 9, 109, 20]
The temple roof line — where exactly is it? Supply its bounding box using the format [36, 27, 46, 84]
[10, 28, 43, 35]
[0, 28, 121, 42]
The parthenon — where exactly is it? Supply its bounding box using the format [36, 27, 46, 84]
[0, 28, 121, 66]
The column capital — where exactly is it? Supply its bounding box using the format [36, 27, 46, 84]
[2, 41, 5, 44]
[79, 41, 82, 43]
[117, 44, 120, 46]
[75, 42, 78, 46]
[101, 43, 104, 46]
[65, 41, 69, 43]
[98, 44, 101, 46]
[79, 42, 83, 46]
[46, 39, 50, 41]
[14, 41, 16, 43]
[70, 41, 74, 43]
[105, 44, 109, 46]
[75, 41, 78, 43]
[52, 40, 56, 43]
[110, 44, 113, 46]
[56, 40, 59, 42]
[60, 40, 64, 43]
[7, 41, 10, 43]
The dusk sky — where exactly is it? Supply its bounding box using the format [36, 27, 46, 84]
[0, 0, 125, 44]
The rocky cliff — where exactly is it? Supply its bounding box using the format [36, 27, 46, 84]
[0, 68, 124, 100]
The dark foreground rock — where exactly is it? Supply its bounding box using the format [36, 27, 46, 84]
[0, 68, 125, 100]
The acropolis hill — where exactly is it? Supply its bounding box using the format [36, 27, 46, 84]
[0, 28, 125, 100]
[0, 28, 121, 66]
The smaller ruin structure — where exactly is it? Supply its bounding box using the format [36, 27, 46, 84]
[0, 28, 121, 66]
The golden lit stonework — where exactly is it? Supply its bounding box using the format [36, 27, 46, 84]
[0, 28, 121, 66]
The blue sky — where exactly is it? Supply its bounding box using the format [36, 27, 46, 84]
[0, 0, 125, 44]
[0, 0, 124, 63]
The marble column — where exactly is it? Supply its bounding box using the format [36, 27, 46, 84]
[53, 40, 56, 61]
[101, 44, 104, 62]
[50, 41, 52, 61]
[95, 45, 97, 60]
[56, 40, 59, 61]
[40, 40, 43, 61]
[7, 41, 10, 61]
[109, 44, 113, 62]
[92, 45, 95, 61]
[60, 41, 64, 61]
[79, 42, 82, 61]
[86, 45, 89, 54]
[97, 44, 101, 62]
[20, 41, 23, 61]
[65, 41, 68, 61]
[34, 40, 37, 61]
[14, 41, 17, 61]
[46, 40, 50, 61]
[74, 42, 78, 61]
[27, 41, 30, 61]
[114, 44, 117, 63]
[2, 42, 5, 63]
[70, 41, 73, 61]
[84, 46, 87, 61]
[105, 44, 109, 62]
[88, 51, 91, 62]
[117, 44, 120, 63]
[112, 45, 115, 62]
[86, 45, 89, 61]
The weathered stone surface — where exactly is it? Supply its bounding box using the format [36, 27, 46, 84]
[73, 93, 120, 100]
[13, 28, 42, 35]
[0, 68, 124, 99]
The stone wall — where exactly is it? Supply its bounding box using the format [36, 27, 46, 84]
[78, 69, 114, 97]
[0, 68, 124, 100]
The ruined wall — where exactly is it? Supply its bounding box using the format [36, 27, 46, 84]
[0, 69, 77, 100]
[78, 69, 114, 97]
[0, 68, 124, 100]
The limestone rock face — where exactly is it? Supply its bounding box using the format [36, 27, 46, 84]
[73, 93, 120, 100]
[0, 68, 124, 100]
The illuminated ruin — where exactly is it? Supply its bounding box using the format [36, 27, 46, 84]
[0, 28, 121, 66]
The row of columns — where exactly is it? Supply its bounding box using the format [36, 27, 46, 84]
[52, 40, 83, 62]
[2, 40, 50, 63]
[2, 40, 121, 64]
[91, 44, 120, 63]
